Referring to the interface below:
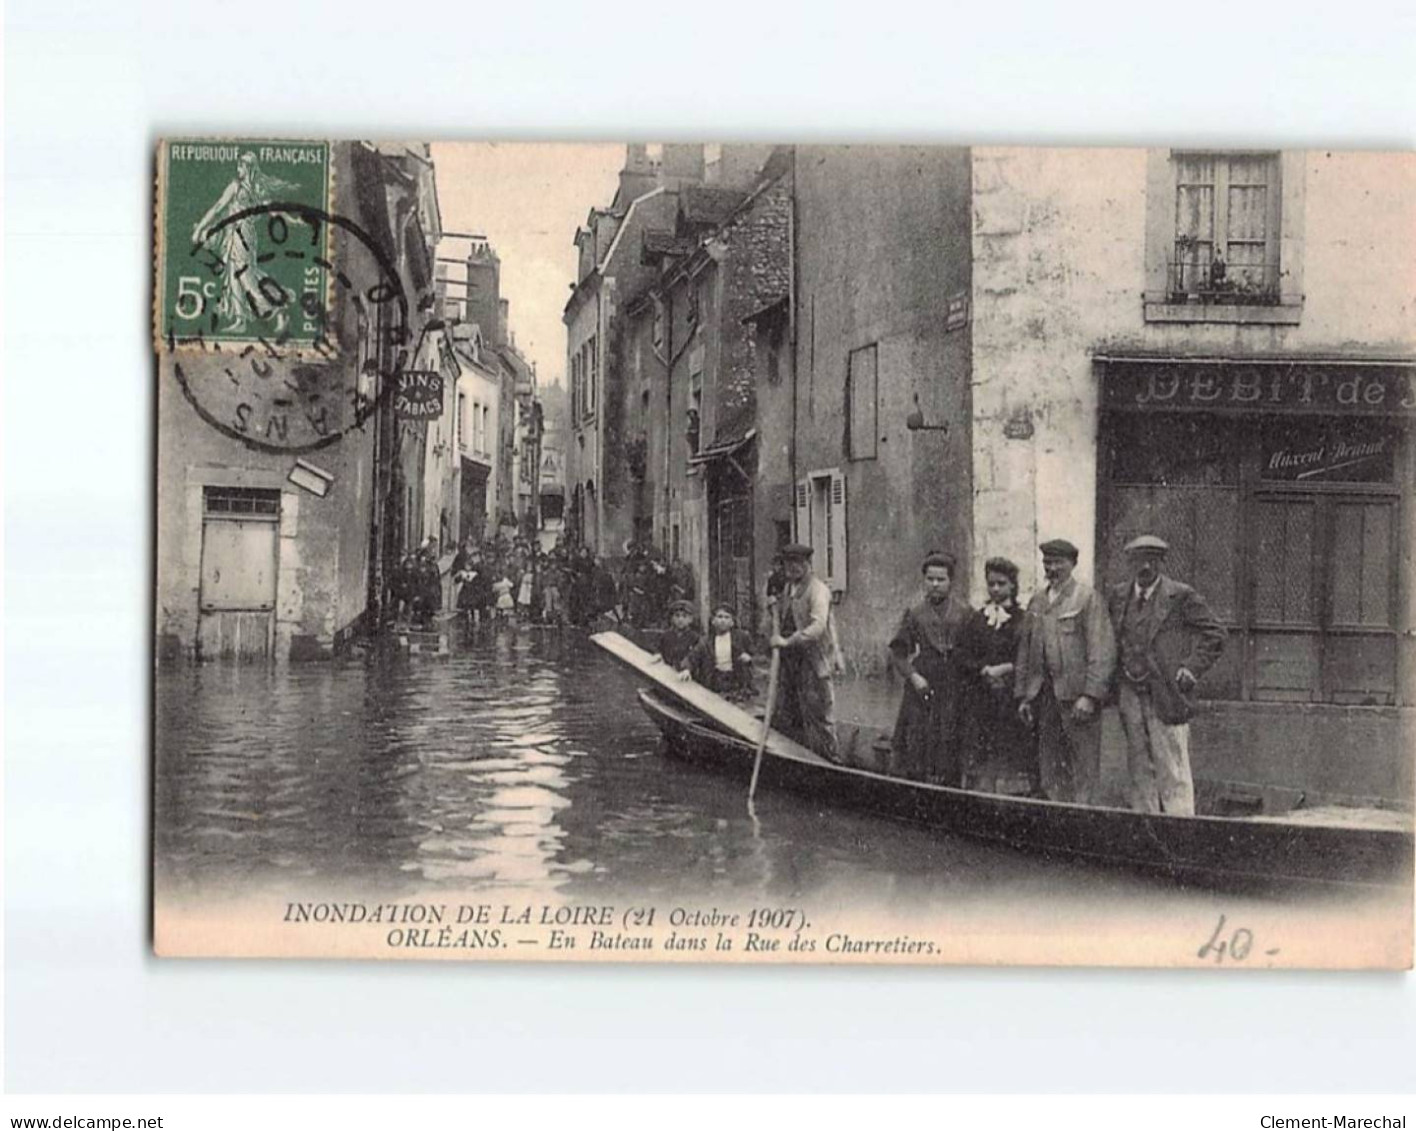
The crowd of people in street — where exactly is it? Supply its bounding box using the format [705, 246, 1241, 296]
[394, 535, 702, 634]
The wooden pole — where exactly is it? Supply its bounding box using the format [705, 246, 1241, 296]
[749, 605, 782, 808]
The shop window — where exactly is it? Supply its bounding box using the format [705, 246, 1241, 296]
[1259, 418, 1396, 484]
[1106, 413, 1238, 486]
[1103, 413, 1240, 620]
[1103, 414, 1242, 696]
[1104, 407, 1403, 706]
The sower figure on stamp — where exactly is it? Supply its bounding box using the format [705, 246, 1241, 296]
[1106, 535, 1226, 816]
[768, 544, 839, 762]
[1015, 539, 1116, 805]
[887, 551, 972, 785]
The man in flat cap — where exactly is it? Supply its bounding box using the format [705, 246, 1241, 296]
[1015, 538, 1116, 804]
[768, 543, 839, 761]
[1106, 534, 1226, 816]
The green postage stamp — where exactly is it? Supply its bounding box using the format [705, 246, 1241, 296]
[156, 139, 332, 349]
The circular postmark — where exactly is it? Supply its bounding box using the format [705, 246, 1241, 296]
[167, 202, 409, 455]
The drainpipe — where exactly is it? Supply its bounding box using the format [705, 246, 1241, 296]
[788, 148, 800, 518]
[662, 289, 673, 554]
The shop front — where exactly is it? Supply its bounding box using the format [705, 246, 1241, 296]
[1095, 357, 1415, 804]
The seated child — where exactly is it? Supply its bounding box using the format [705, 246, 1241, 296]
[650, 599, 700, 669]
[680, 604, 756, 700]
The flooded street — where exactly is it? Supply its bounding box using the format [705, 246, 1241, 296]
[155, 628, 1376, 927]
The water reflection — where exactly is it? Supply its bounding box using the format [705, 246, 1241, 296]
[154, 627, 1377, 917]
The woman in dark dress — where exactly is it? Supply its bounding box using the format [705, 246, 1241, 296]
[887, 551, 972, 784]
[957, 556, 1037, 794]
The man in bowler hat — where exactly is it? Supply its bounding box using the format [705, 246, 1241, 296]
[768, 543, 839, 761]
[1106, 535, 1226, 816]
[1015, 538, 1116, 804]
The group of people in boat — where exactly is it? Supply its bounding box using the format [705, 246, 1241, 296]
[655, 534, 1226, 818]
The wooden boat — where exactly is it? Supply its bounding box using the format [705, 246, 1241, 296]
[593, 631, 1414, 890]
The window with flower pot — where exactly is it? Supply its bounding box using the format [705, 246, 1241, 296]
[1144, 151, 1303, 324]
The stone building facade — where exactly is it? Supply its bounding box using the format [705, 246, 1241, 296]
[968, 147, 1415, 804]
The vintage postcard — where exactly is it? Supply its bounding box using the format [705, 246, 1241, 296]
[152, 140, 1414, 967]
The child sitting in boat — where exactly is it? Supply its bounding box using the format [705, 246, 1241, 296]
[650, 599, 700, 670]
[679, 604, 756, 701]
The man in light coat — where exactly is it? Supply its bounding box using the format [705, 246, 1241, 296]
[1106, 534, 1226, 816]
[1015, 539, 1116, 804]
[769, 544, 839, 761]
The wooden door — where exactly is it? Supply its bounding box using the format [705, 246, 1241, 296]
[198, 516, 278, 661]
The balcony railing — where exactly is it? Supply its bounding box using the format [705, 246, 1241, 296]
[1167, 243, 1281, 306]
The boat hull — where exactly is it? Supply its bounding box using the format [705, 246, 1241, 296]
[639, 690, 1414, 891]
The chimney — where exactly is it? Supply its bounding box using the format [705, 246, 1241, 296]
[662, 143, 705, 184]
[618, 143, 659, 206]
[464, 242, 501, 348]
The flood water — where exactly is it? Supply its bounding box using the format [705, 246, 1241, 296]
[153, 627, 1371, 920]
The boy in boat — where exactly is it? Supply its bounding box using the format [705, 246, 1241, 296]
[1106, 534, 1226, 817]
[1014, 538, 1116, 805]
[680, 604, 756, 701]
[650, 599, 701, 670]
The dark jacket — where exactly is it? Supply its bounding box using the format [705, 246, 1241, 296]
[1106, 575, 1226, 724]
[684, 628, 756, 695]
[657, 626, 701, 669]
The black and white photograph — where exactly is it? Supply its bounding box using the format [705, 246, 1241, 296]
[151, 140, 1414, 967]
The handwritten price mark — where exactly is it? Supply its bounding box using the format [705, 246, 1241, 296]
[1198, 914, 1281, 964]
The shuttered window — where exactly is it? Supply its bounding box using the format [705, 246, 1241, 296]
[796, 469, 848, 592]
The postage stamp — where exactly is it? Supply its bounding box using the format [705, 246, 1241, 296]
[157, 139, 333, 351]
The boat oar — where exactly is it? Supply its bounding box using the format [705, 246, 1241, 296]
[748, 605, 782, 813]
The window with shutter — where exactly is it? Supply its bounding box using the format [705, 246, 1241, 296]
[794, 479, 810, 544]
[803, 470, 848, 593]
[828, 471, 848, 592]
